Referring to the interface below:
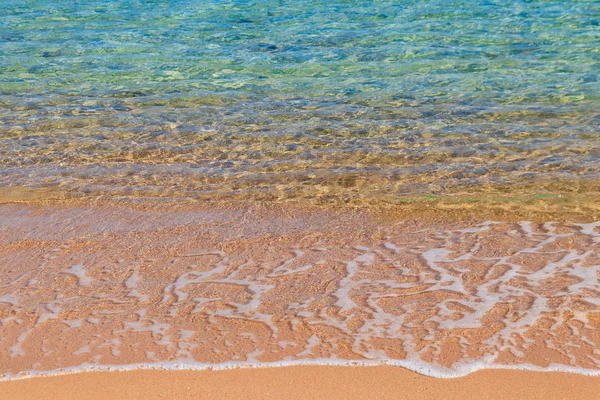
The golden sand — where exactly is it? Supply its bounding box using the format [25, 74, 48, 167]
[2, 366, 600, 400]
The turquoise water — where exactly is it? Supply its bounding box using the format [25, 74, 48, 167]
[1, 0, 599, 205]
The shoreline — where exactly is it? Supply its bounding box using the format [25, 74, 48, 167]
[2, 201, 599, 389]
[4, 358, 600, 382]
[2, 186, 599, 224]
[3, 365, 600, 400]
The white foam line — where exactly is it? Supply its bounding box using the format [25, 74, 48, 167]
[3, 219, 600, 382]
[2, 358, 600, 382]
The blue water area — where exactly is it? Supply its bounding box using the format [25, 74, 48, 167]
[0, 1, 599, 202]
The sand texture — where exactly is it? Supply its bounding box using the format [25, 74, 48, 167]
[3, 366, 600, 400]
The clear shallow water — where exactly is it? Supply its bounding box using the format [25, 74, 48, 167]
[1, 0, 599, 207]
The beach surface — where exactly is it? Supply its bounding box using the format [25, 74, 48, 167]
[1, 200, 599, 383]
[3, 365, 600, 400]
[2, 0, 599, 397]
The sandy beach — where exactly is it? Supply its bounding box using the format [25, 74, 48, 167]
[3, 365, 600, 400]
[1, 200, 599, 399]
[3, 0, 599, 397]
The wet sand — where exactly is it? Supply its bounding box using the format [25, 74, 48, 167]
[3, 365, 600, 400]
[1, 200, 599, 395]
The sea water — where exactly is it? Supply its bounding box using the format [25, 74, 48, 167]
[1, 0, 599, 207]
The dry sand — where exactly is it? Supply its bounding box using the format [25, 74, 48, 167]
[2, 366, 600, 400]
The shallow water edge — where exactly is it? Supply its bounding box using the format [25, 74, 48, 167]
[1, 201, 599, 380]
